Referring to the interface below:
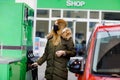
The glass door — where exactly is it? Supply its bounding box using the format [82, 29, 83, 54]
[75, 22, 87, 56]
[67, 20, 87, 56]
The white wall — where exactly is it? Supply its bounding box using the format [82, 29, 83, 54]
[16, 0, 36, 9]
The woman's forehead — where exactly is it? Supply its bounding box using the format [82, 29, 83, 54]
[55, 21, 58, 25]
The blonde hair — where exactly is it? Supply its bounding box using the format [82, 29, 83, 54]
[48, 19, 67, 46]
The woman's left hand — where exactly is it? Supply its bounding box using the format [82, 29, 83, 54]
[56, 50, 66, 57]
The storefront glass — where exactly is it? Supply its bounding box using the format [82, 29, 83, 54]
[36, 20, 48, 38]
[102, 12, 120, 20]
[52, 10, 61, 18]
[89, 22, 98, 31]
[37, 10, 49, 18]
[35, 9, 120, 54]
[90, 11, 99, 19]
[63, 10, 87, 18]
[76, 22, 87, 40]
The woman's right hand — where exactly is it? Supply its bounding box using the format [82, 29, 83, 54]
[56, 50, 66, 57]
[31, 62, 38, 67]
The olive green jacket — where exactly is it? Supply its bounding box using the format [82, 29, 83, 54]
[37, 28, 76, 80]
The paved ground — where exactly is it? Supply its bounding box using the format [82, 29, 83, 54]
[38, 62, 77, 80]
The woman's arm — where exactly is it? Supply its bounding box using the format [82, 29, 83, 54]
[36, 40, 49, 65]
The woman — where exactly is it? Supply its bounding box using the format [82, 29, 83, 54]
[32, 19, 76, 80]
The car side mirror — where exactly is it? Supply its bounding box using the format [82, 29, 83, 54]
[67, 56, 85, 74]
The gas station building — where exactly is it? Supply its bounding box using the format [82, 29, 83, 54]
[35, 0, 120, 44]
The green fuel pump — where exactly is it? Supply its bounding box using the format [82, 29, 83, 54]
[0, 0, 34, 80]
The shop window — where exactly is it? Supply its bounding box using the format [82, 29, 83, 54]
[63, 10, 87, 18]
[52, 10, 60, 18]
[102, 12, 120, 20]
[36, 20, 49, 38]
[37, 9, 49, 18]
[68, 21, 73, 29]
[76, 33, 84, 40]
[36, 31, 44, 38]
[89, 22, 97, 31]
[90, 11, 99, 19]
[76, 22, 87, 40]
[51, 20, 56, 29]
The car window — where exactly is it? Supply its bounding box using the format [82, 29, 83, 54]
[92, 30, 120, 74]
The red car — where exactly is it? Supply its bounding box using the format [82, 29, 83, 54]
[68, 23, 120, 80]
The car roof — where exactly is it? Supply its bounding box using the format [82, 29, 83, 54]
[93, 23, 120, 34]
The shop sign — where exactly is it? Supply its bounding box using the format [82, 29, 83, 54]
[66, 0, 85, 7]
